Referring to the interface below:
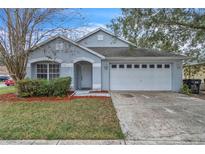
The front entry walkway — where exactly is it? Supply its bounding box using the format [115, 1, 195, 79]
[74, 90, 110, 97]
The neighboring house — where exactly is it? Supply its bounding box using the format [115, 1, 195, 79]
[26, 28, 185, 91]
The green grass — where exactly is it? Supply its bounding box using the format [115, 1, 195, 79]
[0, 86, 16, 95]
[0, 98, 124, 139]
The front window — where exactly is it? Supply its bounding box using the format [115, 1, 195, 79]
[49, 63, 60, 79]
[37, 64, 48, 79]
[36, 62, 60, 80]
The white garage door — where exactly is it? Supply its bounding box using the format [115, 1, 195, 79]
[110, 63, 172, 91]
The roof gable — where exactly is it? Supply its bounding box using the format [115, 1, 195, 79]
[32, 35, 105, 59]
[76, 28, 136, 47]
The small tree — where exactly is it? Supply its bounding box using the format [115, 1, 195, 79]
[183, 64, 202, 79]
[0, 9, 83, 81]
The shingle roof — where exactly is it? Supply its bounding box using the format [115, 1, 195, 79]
[88, 47, 185, 58]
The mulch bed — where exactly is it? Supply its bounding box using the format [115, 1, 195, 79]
[0, 93, 71, 102]
[0, 92, 110, 102]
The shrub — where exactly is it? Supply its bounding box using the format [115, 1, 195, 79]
[17, 77, 71, 97]
[36, 80, 50, 96]
[180, 84, 192, 95]
[50, 77, 72, 97]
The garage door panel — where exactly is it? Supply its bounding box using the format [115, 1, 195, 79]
[110, 64, 172, 91]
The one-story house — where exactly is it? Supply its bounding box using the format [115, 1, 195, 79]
[26, 28, 185, 91]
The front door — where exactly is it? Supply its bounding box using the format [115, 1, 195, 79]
[75, 61, 92, 90]
[80, 64, 92, 89]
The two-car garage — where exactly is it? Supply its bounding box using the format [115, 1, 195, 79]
[110, 63, 172, 91]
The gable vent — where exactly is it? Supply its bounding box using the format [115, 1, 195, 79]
[97, 35, 104, 41]
[56, 42, 64, 50]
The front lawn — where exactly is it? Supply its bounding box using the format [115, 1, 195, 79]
[0, 86, 16, 95]
[0, 98, 123, 139]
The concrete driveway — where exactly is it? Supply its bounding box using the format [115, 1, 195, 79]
[111, 92, 205, 144]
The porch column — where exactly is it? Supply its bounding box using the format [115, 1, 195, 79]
[26, 63, 32, 78]
[92, 63, 101, 90]
[61, 63, 74, 89]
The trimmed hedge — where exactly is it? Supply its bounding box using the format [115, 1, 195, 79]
[17, 77, 72, 97]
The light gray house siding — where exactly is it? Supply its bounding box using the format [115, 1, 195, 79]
[26, 38, 102, 90]
[171, 60, 183, 91]
[77, 30, 129, 47]
[101, 60, 110, 90]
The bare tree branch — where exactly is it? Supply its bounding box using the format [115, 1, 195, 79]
[0, 8, 83, 81]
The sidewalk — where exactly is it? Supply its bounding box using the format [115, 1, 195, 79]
[1, 140, 205, 145]
[0, 140, 125, 145]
